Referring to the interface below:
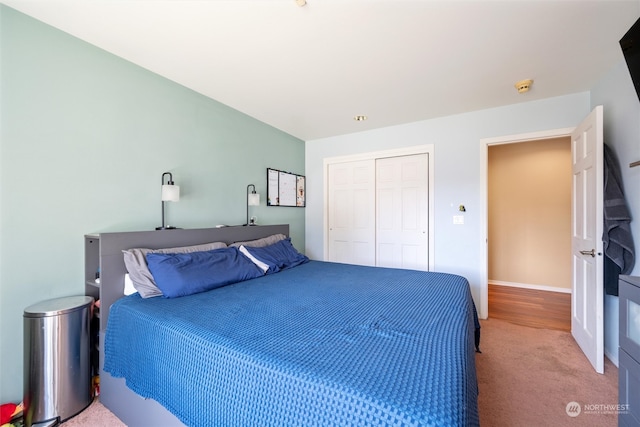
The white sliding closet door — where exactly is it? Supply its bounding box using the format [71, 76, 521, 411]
[376, 154, 429, 270]
[327, 152, 429, 270]
[327, 160, 376, 266]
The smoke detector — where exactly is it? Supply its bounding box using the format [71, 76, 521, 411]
[515, 79, 533, 93]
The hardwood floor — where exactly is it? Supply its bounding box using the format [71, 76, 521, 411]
[488, 283, 571, 332]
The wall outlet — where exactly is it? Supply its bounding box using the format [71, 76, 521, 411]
[453, 215, 464, 225]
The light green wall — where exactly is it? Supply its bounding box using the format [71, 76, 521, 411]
[0, 5, 304, 402]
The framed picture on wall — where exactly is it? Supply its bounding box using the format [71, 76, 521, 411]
[267, 168, 305, 207]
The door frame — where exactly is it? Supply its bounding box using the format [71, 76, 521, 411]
[323, 144, 435, 270]
[479, 128, 574, 320]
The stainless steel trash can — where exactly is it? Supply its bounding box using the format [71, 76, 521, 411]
[23, 296, 94, 427]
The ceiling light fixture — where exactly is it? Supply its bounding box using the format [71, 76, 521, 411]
[515, 79, 533, 93]
[295, 0, 307, 6]
[354, 115, 367, 121]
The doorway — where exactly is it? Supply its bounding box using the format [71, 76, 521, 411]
[487, 137, 572, 330]
[481, 108, 604, 373]
[479, 127, 575, 319]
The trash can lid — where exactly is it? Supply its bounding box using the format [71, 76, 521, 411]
[24, 296, 94, 318]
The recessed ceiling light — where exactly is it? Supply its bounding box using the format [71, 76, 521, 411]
[354, 115, 367, 121]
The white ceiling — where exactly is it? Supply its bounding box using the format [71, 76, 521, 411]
[4, 0, 640, 141]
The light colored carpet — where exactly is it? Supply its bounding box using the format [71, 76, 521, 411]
[476, 318, 618, 426]
[62, 398, 124, 426]
[62, 318, 618, 426]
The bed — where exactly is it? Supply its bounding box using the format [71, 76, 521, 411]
[96, 225, 480, 426]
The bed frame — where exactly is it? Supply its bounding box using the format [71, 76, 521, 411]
[95, 225, 289, 426]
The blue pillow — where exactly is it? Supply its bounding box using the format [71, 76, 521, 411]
[241, 238, 309, 274]
[146, 247, 264, 298]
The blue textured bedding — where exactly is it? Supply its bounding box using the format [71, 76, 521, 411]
[104, 261, 479, 426]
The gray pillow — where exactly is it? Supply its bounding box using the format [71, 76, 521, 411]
[229, 233, 287, 248]
[123, 241, 227, 298]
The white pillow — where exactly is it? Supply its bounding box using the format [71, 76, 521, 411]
[124, 274, 137, 296]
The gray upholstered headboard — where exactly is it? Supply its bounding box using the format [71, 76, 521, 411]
[97, 225, 289, 331]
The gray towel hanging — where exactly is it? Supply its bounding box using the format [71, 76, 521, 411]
[603, 144, 635, 295]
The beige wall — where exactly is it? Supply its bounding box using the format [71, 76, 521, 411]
[488, 137, 572, 289]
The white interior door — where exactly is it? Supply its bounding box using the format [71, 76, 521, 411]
[571, 105, 604, 374]
[327, 160, 376, 266]
[376, 154, 429, 270]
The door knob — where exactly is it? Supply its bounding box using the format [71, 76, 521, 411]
[580, 249, 596, 257]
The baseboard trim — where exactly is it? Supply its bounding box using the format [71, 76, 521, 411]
[490, 280, 572, 294]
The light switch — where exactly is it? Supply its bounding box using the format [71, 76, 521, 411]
[453, 215, 464, 225]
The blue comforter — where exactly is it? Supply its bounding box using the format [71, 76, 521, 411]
[104, 261, 479, 426]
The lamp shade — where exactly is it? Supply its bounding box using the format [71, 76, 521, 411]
[161, 184, 180, 202]
[248, 193, 260, 206]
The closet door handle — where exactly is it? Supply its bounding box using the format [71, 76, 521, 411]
[580, 249, 595, 257]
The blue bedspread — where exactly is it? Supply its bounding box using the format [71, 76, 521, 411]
[104, 261, 479, 426]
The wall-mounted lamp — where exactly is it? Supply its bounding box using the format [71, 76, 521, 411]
[245, 184, 260, 226]
[156, 172, 180, 230]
